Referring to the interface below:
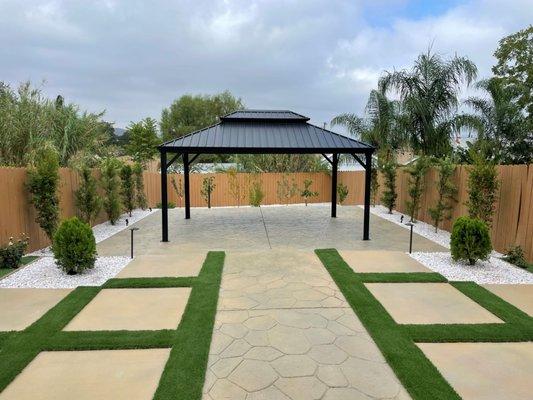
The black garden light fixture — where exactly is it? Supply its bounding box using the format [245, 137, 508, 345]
[129, 227, 140, 259]
[404, 222, 414, 253]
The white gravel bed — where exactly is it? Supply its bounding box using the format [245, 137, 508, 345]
[0, 256, 131, 288]
[30, 208, 156, 256]
[362, 205, 531, 284]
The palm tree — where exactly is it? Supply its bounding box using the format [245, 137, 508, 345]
[379, 50, 477, 158]
[459, 78, 531, 164]
[331, 89, 406, 161]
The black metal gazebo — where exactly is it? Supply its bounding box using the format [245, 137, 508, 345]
[158, 110, 375, 242]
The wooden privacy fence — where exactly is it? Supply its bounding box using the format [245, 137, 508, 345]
[1, 165, 532, 261]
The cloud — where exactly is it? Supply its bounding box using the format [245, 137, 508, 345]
[0, 0, 530, 129]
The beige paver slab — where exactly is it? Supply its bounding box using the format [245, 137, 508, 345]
[117, 254, 204, 278]
[418, 342, 533, 400]
[0, 288, 72, 331]
[340, 250, 431, 273]
[366, 283, 502, 324]
[483, 284, 533, 316]
[64, 288, 191, 331]
[0, 348, 170, 400]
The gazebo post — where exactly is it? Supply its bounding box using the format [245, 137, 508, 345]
[331, 153, 338, 217]
[183, 153, 191, 219]
[160, 150, 169, 242]
[363, 151, 372, 240]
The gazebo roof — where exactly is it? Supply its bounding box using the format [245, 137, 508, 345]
[159, 109, 373, 154]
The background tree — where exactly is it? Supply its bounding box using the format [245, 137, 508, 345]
[200, 176, 216, 208]
[300, 179, 318, 206]
[428, 158, 457, 232]
[75, 166, 102, 224]
[370, 165, 379, 206]
[379, 50, 477, 157]
[120, 164, 135, 216]
[132, 163, 148, 210]
[466, 154, 500, 227]
[405, 156, 431, 222]
[126, 118, 160, 165]
[100, 158, 123, 225]
[276, 174, 298, 205]
[27, 144, 60, 241]
[460, 78, 531, 164]
[492, 25, 532, 130]
[232, 154, 328, 173]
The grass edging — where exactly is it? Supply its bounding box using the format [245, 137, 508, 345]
[356, 272, 447, 283]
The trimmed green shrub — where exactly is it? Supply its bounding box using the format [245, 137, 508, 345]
[502, 245, 529, 269]
[120, 164, 135, 216]
[450, 216, 492, 265]
[100, 157, 123, 225]
[52, 217, 96, 274]
[428, 158, 457, 232]
[466, 156, 499, 227]
[0, 235, 29, 269]
[133, 162, 148, 210]
[27, 144, 60, 241]
[201, 176, 216, 208]
[75, 166, 102, 224]
[300, 179, 318, 206]
[337, 183, 349, 204]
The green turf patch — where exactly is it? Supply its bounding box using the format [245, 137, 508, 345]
[0, 256, 39, 278]
[154, 251, 225, 400]
[315, 248, 460, 400]
[0, 269, 12, 278]
[0, 251, 225, 400]
[356, 272, 447, 283]
[21, 256, 39, 265]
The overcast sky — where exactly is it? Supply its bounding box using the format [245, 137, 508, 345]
[0, 0, 531, 130]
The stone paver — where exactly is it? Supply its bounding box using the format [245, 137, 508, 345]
[0, 288, 72, 331]
[64, 288, 191, 331]
[366, 283, 503, 324]
[116, 253, 205, 278]
[340, 250, 431, 273]
[203, 250, 409, 400]
[483, 284, 533, 316]
[418, 342, 533, 400]
[0, 349, 170, 400]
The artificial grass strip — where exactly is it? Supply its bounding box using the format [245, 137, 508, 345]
[104, 277, 196, 288]
[315, 248, 461, 400]
[154, 251, 225, 400]
[357, 272, 447, 283]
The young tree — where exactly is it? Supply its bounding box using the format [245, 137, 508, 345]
[171, 176, 184, 207]
[200, 176, 216, 208]
[27, 144, 60, 241]
[336, 183, 349, 205]
[428, 158, 457, 232]
[120, 164, 135, 217]
[248, 174, 265, 207]
[276, 174, 298, 205]
[370, 164, 379, 206]
[100, 158, 122, 225]
[132, 162, 148, 210]
[379, 159, 397, 214]
[405, 156, 431, 222]
[300, 179, 318, 206]
[75, 166, 102, 224]
[466, 154, 500, 227]
[227, 168, 245, 206]
[126, 118, 160, 165]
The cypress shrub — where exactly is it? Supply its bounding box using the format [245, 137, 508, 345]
[450, 216, 492, 265]
[52, 217, 96, 274]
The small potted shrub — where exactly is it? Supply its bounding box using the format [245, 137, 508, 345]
[450, 216, 492, 265]
[0, 234, 29, 269]
[52, 217, 97, 274]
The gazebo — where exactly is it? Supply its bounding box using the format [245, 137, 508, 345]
[157, 110, 375, 242]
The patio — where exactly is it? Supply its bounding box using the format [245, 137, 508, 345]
[0, 205, 531, 400]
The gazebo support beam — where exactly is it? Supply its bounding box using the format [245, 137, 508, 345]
[184, 153, 191, 219]
[331, 153, 338, 218]
[161, 150, 169, 242]
[363, 151, 371, 240]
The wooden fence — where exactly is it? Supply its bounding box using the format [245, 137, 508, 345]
[1, 165, 531, 261]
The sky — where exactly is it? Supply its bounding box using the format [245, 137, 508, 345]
[0, 0, 531, 130]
